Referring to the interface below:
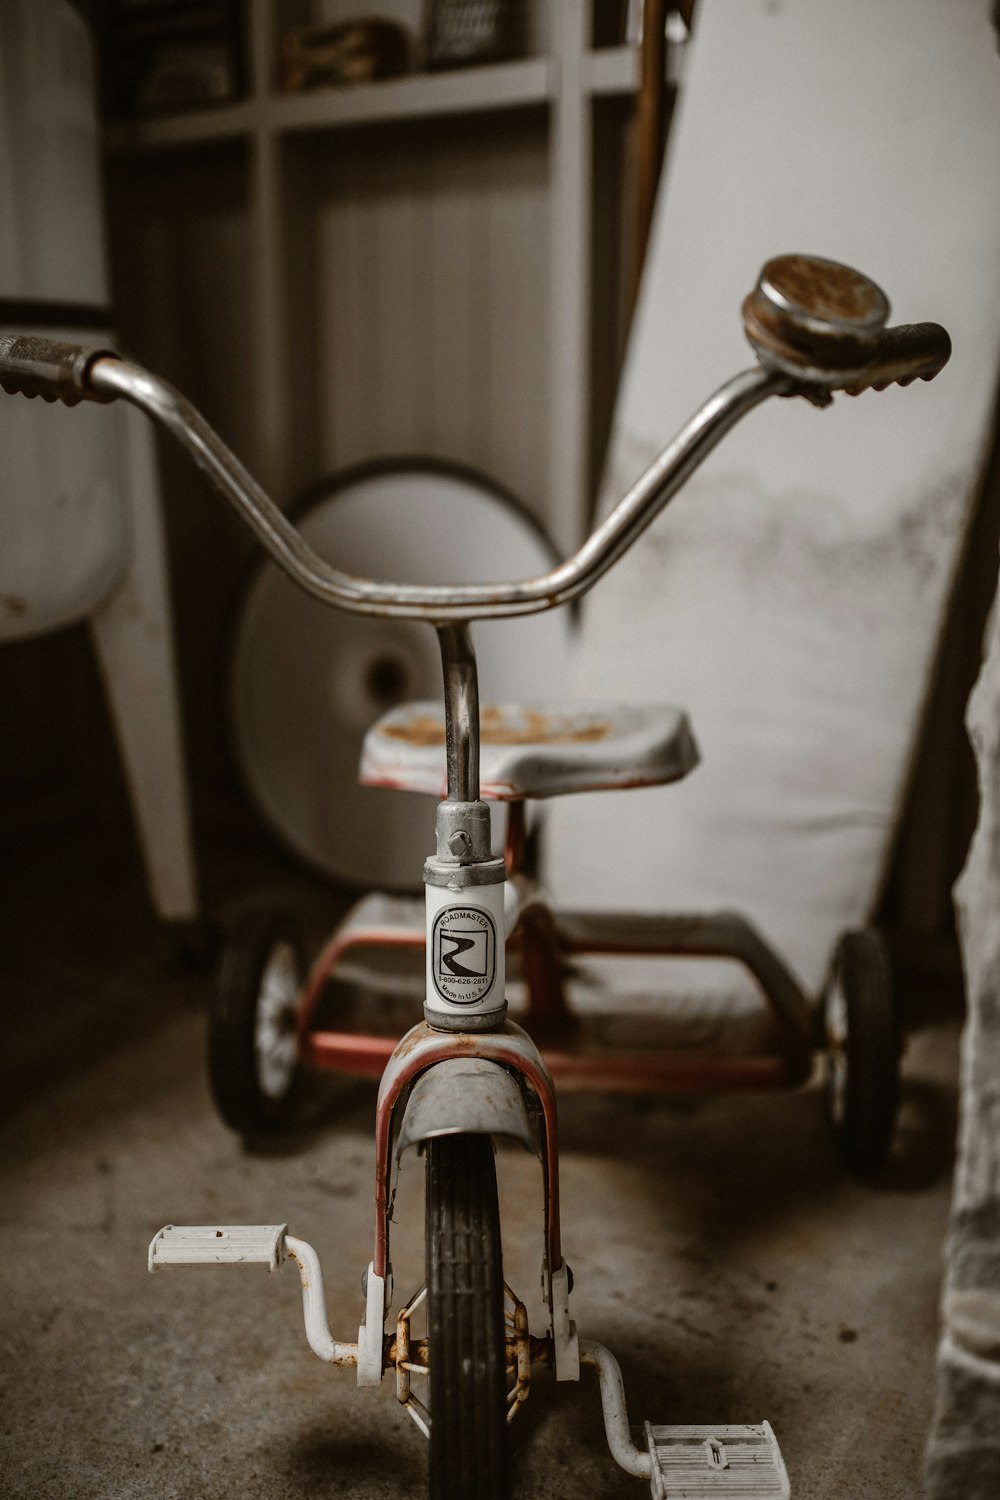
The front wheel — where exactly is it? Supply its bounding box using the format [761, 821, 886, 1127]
[426, 1133, 509, 1500]
[823, 928, 900, 1175]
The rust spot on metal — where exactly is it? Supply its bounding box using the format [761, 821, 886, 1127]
[744, 255, 892, 387]
[380, 705, 612, 749]
[384, 1333, 550, 1371]
[394, 1023, 435, 1061]
[764, 254, 883, 325]
[505, 1291, 534, 1422]
[380, 713, 444, 747]
[387, 1334, 430, 1367]
[482, 707, 612, 747]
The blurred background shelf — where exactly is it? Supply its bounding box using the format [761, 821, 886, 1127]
[105, 46, 640, 152]
[102, 4, 653, 547]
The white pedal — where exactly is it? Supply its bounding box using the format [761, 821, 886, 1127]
[148, 1224, 288, 1273]
[645, 1421, 790, 1498]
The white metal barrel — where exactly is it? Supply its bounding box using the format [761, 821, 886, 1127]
[0, 0, 124, 639]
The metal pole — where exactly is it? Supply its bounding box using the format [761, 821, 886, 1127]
[436, 621, 480, 803]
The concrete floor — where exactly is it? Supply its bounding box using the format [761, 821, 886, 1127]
[0, 821, 961, 1499]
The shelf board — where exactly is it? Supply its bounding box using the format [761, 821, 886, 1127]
[105, 100, 256, 154]
[272, 55, 550, 135]
[104, 48, 639, 156]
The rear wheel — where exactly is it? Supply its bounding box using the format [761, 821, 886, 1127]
[426, 1133, 509, 1500]
[824, 928, 900, 1175]
[208, 908, 303, 1135]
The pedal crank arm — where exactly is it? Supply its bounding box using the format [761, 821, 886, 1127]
[580, 1338, 790, 1496]
[148, 1224, 358, 1368]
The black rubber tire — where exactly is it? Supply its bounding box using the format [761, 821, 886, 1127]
[208, 909, 303, 1136]
[426, 1133, 509, 1500]
[823, 928, 900, 1176]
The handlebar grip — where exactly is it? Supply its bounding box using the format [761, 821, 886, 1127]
[0, 335, 118, 406]
[743, 254, 951, 398]
[843, 321, 951, 395]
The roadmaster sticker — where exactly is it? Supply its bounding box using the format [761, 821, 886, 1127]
[431, 904, 497, 1005]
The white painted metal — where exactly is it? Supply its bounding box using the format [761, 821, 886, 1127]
[550, 1261, 579, 1382]
[425, 880, 506, 1020]
[356, 1263, 388, 1386]
[579, 1339, 652, 1480]
[548, 0, 1000, 1003]
[582, 1344, 789, 1494]
[362, 699, 698, 800]
[283, 1234, 358, 1367]
[645, 1421, 790, 1499]
[148, 1225, 359, 1365]
[148, 1223, 288, 1272]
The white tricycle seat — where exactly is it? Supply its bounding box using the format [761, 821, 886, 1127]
[360, 701, 699, 801]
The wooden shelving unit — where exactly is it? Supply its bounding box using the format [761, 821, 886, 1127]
[105, 57, 554, 152]
[105, 44, 640, 155]
[103, 1, 645, 552]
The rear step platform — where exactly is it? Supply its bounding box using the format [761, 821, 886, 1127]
[148, 1224, 287, 1272]
[645, 1422, 790, 1497]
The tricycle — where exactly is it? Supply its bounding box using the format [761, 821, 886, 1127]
[0, 253, 951, 1497]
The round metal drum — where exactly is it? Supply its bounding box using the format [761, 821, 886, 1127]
[230, 461, 573, 889]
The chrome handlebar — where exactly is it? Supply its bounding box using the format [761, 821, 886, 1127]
[0, 254, 950, 627]
[95, 356, 786, 622]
